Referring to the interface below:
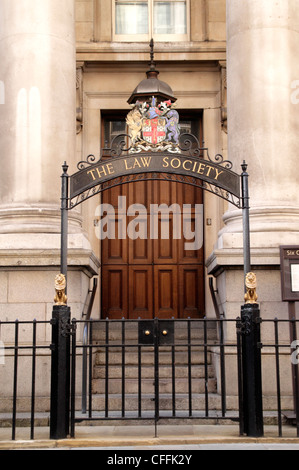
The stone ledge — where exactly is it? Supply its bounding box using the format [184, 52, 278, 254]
[0, 249, 100, 276]
[206, 247, 281, 275]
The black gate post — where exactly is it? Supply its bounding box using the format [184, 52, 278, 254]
[241, 161, 251, 280]
[60, 162, 69, 282]
[50, 304, 71, 439]
[240, 302, 264, 437]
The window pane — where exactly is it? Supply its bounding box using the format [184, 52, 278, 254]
[115, 1, 149, 35]
[153, 1, 186, 34]
[104, 120, 127, 147]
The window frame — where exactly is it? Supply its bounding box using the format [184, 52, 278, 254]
[112, 0, 190, 42]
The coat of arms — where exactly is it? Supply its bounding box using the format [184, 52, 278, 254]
[142, 117, 166, 144]
[126, 97, 180, 153]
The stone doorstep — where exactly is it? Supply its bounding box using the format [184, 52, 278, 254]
[93, 364, 215, 379]
[94, 349, 213, 366]
[92, 377, 217, 394]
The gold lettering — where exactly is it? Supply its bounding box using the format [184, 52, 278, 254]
[106, 163, 115, 175]
[140, 156, 152, 167]
[205, 165, 213, 177]
[124, 159, 133, 170]
[214, 168, 224, 180]
[197, 163, 206, 175]
[87, 169, 96, 181]
[162, 156, 169, 167]
[182, 160, 192, 171]
[96, 166, 107, 178]
[170, 158, 181, 169]
[192, 162, 197, 172]
[133, 158, 141, 169]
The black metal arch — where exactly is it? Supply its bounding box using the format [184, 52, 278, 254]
[69, 171, 242, 211]
[60, 133, 251, 289]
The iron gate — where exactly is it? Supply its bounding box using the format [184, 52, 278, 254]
[69, 317, 242, 437]
[3, 313, 299, 440]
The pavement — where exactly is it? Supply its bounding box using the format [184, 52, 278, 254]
[1, 424, 299, 450]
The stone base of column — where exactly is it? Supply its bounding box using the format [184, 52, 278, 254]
[0, 246, 99, 416]
[0, 228, 100, 322]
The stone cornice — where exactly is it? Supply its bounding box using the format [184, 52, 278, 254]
[76, 41, 226, 63]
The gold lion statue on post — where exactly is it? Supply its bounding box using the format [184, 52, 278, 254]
[54, 273, 67, 305]
[244, 272, 258, 304]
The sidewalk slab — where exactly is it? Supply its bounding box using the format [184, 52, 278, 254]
[1, 425, 299, 449]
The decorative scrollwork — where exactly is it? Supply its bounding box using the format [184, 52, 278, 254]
[110, 134, 132, 157]
[75, 128, 235, 174]
[77, 154, 99, 170]
[207, 151, 233, 170]
[178, 133, 201, 157]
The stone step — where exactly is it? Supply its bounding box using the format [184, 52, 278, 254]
[89, 393, 237, 412]
[93, 364, 215, 379]
[94, 348, 212, 366]
[92, 377, 217, 395]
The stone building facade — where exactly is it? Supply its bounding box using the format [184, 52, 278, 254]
[0, 0, 298, 410]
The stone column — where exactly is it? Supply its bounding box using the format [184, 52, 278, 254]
[0, 0, 98, 321]
[208, 0, 299, 293]
[207, 2, 299, 404]
[0, 0, 79, 234]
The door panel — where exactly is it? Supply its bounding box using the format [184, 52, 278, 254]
[128, 215, 153, 265]
[129, 266, 153, 319]
[154, 265, 178, 319]
[153, 215, 178, 265]
[102, 266, 128, 319]
[152, 178, 177, 205]
[101, 216, 128, 265]
[178, 214, 204, 264]
[128, 180, 153, 207]
[179, 265, 204, 318]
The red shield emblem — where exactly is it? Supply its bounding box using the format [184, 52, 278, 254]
[142, 118, 166, 144]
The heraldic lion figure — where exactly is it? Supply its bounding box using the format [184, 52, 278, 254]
[244, 272, 258, 304]
[126, 107, 142, 144]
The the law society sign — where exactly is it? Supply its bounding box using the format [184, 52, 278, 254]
[280, 246, 299, 301]
[70, 153, 240, 202]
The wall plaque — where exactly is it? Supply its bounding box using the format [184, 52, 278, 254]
[280, 246, 299, 301]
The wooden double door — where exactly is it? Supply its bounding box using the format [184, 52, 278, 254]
[101, 113, 204, 319]
[101, 177, 204, 319]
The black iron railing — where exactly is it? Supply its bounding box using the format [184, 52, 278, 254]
[70, 318, 241, 438]
[0, 319, 52, 440]
[1, 316, 299, 440]
[81, 277, 98, 413]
